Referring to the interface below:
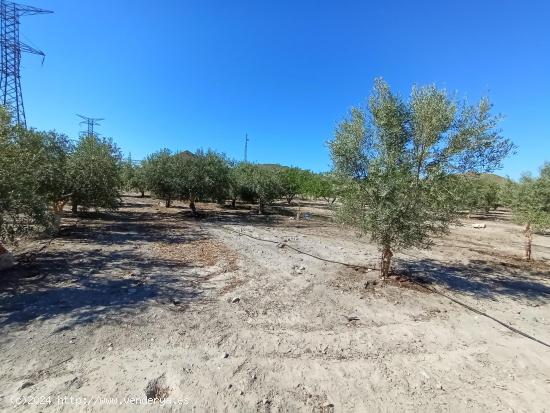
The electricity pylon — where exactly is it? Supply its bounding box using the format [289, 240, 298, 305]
[0, 0, 52, 127]
[77, 114, 104, 137]
[244, 133, 249, 162]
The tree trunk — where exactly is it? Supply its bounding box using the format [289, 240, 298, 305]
[258, 200, 265, 214]
[165, 196, 171, 208]
[525, 223, 533, 261]
[140, 190, 145, 198]
[189, 199, 196, 215]
[286, 196, 293, 205]
[380, 245, 393, 278]
[52, 201, 66, 233]
[231, 198, 236, 208]
[72, 202, 78, 213]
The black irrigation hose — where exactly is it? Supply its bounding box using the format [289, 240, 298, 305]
[409, 278, 550, 349]
[222, 226, 376, 270]
[223, 225, 550, 349]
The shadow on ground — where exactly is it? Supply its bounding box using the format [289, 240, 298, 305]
[0, 208, 215, 330]
[1, 197, 314, 331]
[399, 257, 550, 303]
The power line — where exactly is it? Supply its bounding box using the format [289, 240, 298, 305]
[0, 0, 52, 127]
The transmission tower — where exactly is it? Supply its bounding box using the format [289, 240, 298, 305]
[244, 133, 249, 162]
[0, 0, 52, 127]
[77, 114, 104, 137]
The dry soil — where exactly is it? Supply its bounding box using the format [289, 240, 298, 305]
[0, 196, 549, 412]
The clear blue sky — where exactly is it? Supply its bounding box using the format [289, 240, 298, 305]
[21, 0, 549, 179]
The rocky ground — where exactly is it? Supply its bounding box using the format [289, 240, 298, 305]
[0, 196, 549, 412]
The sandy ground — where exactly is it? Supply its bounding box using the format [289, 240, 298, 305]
[0, 196, 549, 412]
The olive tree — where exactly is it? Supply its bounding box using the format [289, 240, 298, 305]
[0, 108, 72, 241]
[228, 161, 245, 207]
[1, 125, 55, 240]
[460, 175, 503, 216]
[329, 79, 514, 278]
[143, 149, 179, 207]
[121, 156, 148, 197]
[68, 135, 123, 212]
[176, 150, 230, 214]
[201, 150, 231, 204]
[237, 164, 283, 213]
[172, 150, 230, 213]
[503, 163, 550, 260]
[129, 164, 148, 197]
[143, 149, 230, 212]
[481, 180, 501, 212]
[279, 167, 308, 204]
[254, 166, 284, 214]
[305, 172, 340, 204]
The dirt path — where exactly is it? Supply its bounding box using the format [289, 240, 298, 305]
[1, 197, 549, 412]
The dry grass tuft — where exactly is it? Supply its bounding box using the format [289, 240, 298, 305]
[150, 239, 238, 270]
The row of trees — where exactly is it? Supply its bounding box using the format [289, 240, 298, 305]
[446, 170, 549, 260]
[121, 151, 340, 214]
[0, 108, 121, 242]
[1, 104, 341, 244]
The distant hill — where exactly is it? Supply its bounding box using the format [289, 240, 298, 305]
[463, 173, 510, 185]
[174, 150, 195, 159]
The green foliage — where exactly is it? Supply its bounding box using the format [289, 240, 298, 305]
[176, 150, 231, 206]
[168, 149, 231, 211]
[121, 156, 135, 190]
[37, 131, 73, 209]
[304, 172, 341, 203]
[68, 135, 123, 211]
[142, 149, 179, 207]
[500, 163, 550, 259]
[236, 163, 283, 213]
[460, 175, 504, 214]
[227, 162, 249, 205]
[329, 79, 514, 276]
[201, 150, 232, 203]
[504, 164, 550, 232]
[143, 149, 231, 210]
[121, 156, 148, 197]
[278, 166, 310, 204]
[131, 165, 148, 196]
[0, 108, 72, 241]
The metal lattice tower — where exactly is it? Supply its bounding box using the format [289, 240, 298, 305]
[77, 114, 104, 137]
[0, 0, 52, 127]
[244, 133, 249, 162]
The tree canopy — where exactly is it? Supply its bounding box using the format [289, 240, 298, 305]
[0, 108, 72, 240]
[68, 135, 123, 212]
[142, 149, 179, 207]
[329, 79, 514, 277]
